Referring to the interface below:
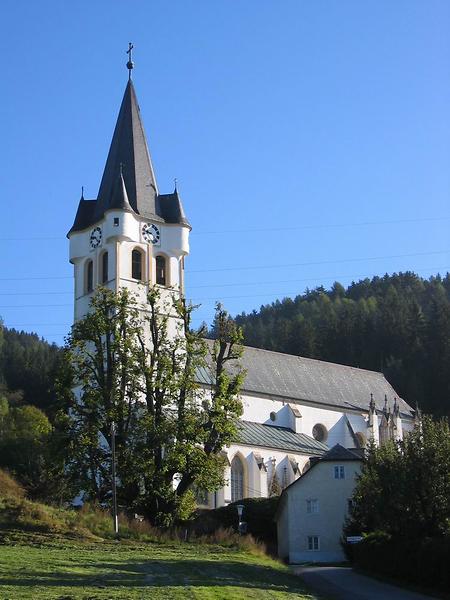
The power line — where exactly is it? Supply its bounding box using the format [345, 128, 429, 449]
[0, 215, 448, 242]
[0, 249, 447, 283]
[0, 263, 447, 298]
[187, 250, 450, 274]
[0, 304, 71, 308]
[188, 265, 449, 289]
[0, 275, 71, 281]
[191, 215, 450, 236]
[0, 266, 447, 306]
[0, 291, 72, 296]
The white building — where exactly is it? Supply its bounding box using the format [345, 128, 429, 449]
[68, 65, 415, 509]
[275, 444, 363, 563]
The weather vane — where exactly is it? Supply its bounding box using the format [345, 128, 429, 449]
[126, 43, 134, 79]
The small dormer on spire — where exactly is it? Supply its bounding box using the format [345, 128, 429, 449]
[109, 169, 134, 212]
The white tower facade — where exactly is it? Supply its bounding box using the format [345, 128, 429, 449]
[68, 78, 190, 327]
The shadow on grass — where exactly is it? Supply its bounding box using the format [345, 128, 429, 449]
[0, 558, 309, 594]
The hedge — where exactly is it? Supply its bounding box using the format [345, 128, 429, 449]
[190, 497, 278, 546]
[345, 531, 450, 592]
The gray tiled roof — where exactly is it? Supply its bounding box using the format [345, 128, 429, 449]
[69, 80, 190, 235]
[235, 420, 328, 455]
[199, 341, 413, 417]
[319, 444, 364, 462]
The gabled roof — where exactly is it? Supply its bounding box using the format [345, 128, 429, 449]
[274, 443, 363, 519]
[319, 443, 364, 462]
[68, 80, 190, 235]
[198, 340, 413, 418]
[235, 420, 328, 455]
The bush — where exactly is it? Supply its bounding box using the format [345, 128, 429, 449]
[0, 469, 25, 500]
[190, 497, 278, 547]
[348, 531, 450, 592]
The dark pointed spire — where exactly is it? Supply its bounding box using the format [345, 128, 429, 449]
[109, 170, 133, 212]
[95, 79, 160, 222]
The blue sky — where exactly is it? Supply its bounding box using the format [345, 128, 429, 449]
[1, 0, 449, 344]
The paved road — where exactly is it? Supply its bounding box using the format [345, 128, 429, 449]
[293, 566, 436, 600]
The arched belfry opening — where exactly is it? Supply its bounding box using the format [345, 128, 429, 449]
[132, 248, 144, 281]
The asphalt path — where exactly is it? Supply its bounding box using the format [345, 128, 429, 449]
[294, 566, 436, 600]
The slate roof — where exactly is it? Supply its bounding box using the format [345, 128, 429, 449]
[199, 341, 414, 418]
[319, 443, 364, 462]
[68, 80, 190, 235]
[235, 420, 328, 455]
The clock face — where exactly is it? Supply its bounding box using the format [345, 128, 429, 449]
[90, 227, 102, 249]
[142, 223, 161, 245]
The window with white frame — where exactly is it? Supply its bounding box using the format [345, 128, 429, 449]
[306, 499, 319, 514]
[334, 465, 345, 479]
[307, 536, 320, 551]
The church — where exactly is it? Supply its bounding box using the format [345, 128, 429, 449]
[68, 58, 415, 509]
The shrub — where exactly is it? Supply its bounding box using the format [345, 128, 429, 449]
[0, 469, 25, 500]
[349, 531, 450, 592]
[190, 497, 278, 547]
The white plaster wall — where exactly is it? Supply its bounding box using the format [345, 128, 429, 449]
[69, 210, 190, 323]
[240, 392, 368, 448]
[283, 460, 362, 563]
[224, 443, 310, 503]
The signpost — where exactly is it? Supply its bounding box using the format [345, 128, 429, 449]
[111, 421, 119, 537]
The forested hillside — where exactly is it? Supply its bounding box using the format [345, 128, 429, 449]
[1, 271, 450, 419]
[0, 324, 61, 415]
[234, 272, 450, 417]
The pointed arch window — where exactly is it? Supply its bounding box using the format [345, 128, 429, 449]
[132, 248, 144, 281]
[85, 260, 93, 293]
[155, 255, 167, 286]
[231, 455, 244, 502]
[101, 251, 109, 284]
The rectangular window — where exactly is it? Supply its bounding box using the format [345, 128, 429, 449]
[347, 498, 354, 512]
[113, 218, 119, 226]
[306, 499, 319, 514]
[334, 465, 345, 479]
[307, 536, 320, 551]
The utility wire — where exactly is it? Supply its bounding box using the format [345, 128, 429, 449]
[0, 215, 448, 242]
[187, 250, 450, 274]
[0, 249, 448, 282]
[1, 263, 448, 295]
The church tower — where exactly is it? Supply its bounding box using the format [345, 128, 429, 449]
[68, 52, 190, 327]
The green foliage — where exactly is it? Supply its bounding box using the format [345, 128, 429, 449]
[234, 272, 450, 416]
[0, 468, 25, 500]
[348, 531, 450, 592]
[0, 325, 61, 415]
[62, 288, 245, 526]
[0, 398, 73, 503]
[191, 497, 279, 546]
[346, 416, 450, 539]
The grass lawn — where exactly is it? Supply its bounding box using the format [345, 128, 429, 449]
[0, 538, 318, 599]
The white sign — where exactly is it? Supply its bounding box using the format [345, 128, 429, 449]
[346, 536, 363, 544]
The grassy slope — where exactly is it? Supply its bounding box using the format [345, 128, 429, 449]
[0, 539, 317, 600]
[0, 471, 317, 599]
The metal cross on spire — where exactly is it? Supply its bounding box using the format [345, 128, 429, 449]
[126, 42, 134, 79]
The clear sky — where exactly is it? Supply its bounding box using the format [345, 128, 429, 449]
[0, 0, 449, 344]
